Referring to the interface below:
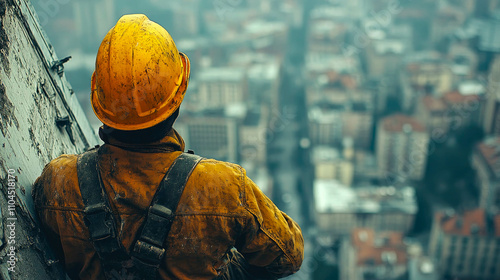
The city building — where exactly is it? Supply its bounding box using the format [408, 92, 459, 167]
[416, 81, 484, 135]
[312, 145, 354, 186]
[343, 101, 374, 150]
[363, 23, 413, 80]
[430, 5, 467, 47]
[175, 106, 245, 163]
[197, 67, 247, 109]
[243, 20, 288, 54]
[472, 137, 500, 214]
[308, 18, 350, 55]
[308, 105, 344, 147]
[339, 228, 409, 280]
[307, 87, 373, 150]
[482, 56, 500, 135]
[428, 209, 500, 279]
[73, 0, 115, 52]
[314, 180, 417, 236]
[415, 95, 448, 135]
[442, 85, 484, 130]
[448, 44, 479, 79]
[376, 114, 429, 182]
[353, 151, 380, 185]
[400, 52, 454, 112]
[245, 57, 281, 108]
[239, 106, 269, 165]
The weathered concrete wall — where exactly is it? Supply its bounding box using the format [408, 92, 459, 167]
[0, 0, 99, 279]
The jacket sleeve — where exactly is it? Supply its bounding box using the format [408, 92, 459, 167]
[236, 170, 304, 278]
[32, 162, 66, 266]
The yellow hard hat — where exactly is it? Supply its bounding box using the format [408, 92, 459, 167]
[91, 14, 190, 131]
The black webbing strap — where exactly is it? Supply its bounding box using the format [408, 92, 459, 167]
[130, 153, 203, 279]
[77, 149, 202, 279]
[76, 148, 125, 258]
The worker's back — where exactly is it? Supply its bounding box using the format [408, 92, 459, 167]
[33, 129, 304, 279]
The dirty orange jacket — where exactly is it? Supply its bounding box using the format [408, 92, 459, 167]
[33, 129, 304, 279]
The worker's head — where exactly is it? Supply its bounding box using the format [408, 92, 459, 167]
[91, 14, 189, 135]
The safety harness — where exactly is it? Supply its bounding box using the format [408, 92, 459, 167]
[76, 147, 202, 280]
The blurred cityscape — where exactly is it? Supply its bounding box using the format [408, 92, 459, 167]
[32, 0, 500, 279]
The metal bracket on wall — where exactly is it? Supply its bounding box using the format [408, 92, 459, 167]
[51, 56, 72, 77]
[56, 116, 75, 144]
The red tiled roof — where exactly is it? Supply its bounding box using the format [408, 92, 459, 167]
[421, 96, 447, 112]
[443, 91, 479, 105]
[440, 209, 487, 236]
[437, 208, 500, 237]
[381, 114, 426, 133]
[351, 228, 407, 266]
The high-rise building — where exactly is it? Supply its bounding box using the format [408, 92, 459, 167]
[312, 145, 354, 186]
[308, 105, 344, 147]
[416, 82, 484, 136]
[428, 209, 500, 279]
[400, 52, 454, 112]
[175, 107, 243, 163]
[376, 114, 429, 182]
[197, 67, 247, 110]
[73, 0, 115, 52]
[239, 106, 269, 165]
[307, 90, 374, 150]
[415, 95, 448, 135]
[339, 228, 409, 280]
[472, 137, 500, 214]
[482, 56, 500, 135]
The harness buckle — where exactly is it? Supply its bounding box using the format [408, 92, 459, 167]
[84, 203, 116, 241]
[131, 240, 166, 266]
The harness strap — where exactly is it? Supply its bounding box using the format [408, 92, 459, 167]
[130, 153, 203, 278]
[76, 148, 125, 258]
[77, 148, 202, 279]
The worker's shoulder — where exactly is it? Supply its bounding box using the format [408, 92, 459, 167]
[195, 157, 247, 180]
[47, 153, 79, 169]
[34, 153, 82, 209]
[180, 157, 251, 214]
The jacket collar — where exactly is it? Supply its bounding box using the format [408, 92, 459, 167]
[99, 127, 185, 153]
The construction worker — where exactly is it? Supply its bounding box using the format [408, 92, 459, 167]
[33, 14, 304, 280]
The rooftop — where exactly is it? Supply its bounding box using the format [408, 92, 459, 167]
[314, 180, 417, 214]
[436, 208, 500, 237]
[306, 53, 359, 73]
[421, 96, 447, 112]
[247, 62, 280, 82]
[308, 106, 344, 124]
[351, 228, 408, 266]
[244, 20, 287, 36]
[380, 114, 426, 133]
[442, 91, 480, 105]
[312, 146, 341, 162]
[198, 67, 246, 82]
[373, 39, 406, 55]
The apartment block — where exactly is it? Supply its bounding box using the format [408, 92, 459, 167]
[340, 228, 409, 280]
[376, 114, 429, 182]
[314, 180, 417, 236]
[472, 137, 500, 214]
[428, 209, 500, 279]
